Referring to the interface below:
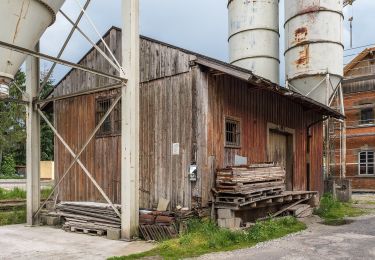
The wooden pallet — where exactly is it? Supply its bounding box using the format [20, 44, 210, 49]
[64, 225, 106, 236]
[215, 191, 317, 210]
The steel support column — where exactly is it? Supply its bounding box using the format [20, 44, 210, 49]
[121, 0, 140, 240]
[26, 44, 40, 226]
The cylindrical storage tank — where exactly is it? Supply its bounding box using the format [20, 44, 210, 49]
[228, 0, 280, 84]
[284, 0, 344, 105]
[0, 0, 66, 97]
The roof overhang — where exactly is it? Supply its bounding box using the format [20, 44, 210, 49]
[193, 56, 344, 120]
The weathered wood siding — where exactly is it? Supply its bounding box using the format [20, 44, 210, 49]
[54, 90, 122, 203]
[55, 28, 192, 97]
[197, 73, 324, 204]
[54, 27, 194, 207]
[139, 73, 193, 209]
[54, 26, 326, 209]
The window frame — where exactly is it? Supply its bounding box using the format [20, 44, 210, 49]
[359, 105, 374, 126]
[95, 96, 121, 138]
[358, 150, 375, 176]
[224, 117, 241, 148]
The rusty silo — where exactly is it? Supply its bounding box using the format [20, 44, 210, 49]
[284, 0, 344, 105]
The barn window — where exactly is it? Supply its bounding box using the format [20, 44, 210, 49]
[96, 97, 121, 137]
[360, 106, 374, 125]
[225, 118, 241, 147]
[359, 151, 375, 175]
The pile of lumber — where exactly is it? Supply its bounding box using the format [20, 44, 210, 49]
[215, 163, 286, 207]
[286, 204, 313, 218]
[56, 202, 120, 236]
[139, 210, 178, 241]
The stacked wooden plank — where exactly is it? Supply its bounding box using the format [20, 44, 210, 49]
[286, 204, 313, 218]
[56, 202, 121, 236]
[215, 164, 286, 207]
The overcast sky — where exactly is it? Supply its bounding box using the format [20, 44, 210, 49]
[39, 0, 375, 86]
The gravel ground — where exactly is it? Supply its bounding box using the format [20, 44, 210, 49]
[195, 209, 375, 260]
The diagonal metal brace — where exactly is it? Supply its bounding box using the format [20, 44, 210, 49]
[34, 94, 122, 218]
[39, 0, 92, 95]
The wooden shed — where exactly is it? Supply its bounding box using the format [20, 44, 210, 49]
[51, 27, 341, 210]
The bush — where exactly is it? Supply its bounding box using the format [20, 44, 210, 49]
[0, 155, 16, 176]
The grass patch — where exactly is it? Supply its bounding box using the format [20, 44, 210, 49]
[0, 187, 26, 200]
[0, 187, 53, 226]
[41, 187, 53, 200]
[0, 187, 53, 200]
[0, 209, 26, 226]
[315, 193, 366, 225]
[353, 200, 375, 205]
[109, 217, 306, 260]
[0, 175, 25, 180]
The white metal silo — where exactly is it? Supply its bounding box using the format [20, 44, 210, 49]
[284, 0, 344, 105]
[228, 0, 280, 84]
[0, 0, 65, 97]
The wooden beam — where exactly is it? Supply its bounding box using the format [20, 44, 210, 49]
[193, 57, 253, 82]
[36, 83, 122, 105]
[26, 44, 40, 226]
[121, 0, 140, 240]
[343, 74, 375, 84]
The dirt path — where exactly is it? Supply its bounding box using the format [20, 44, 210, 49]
[0, 225, 155, 260]
[196, 195, 375, 260]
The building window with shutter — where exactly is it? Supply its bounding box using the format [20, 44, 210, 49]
[359, 151, 375, 175]
[225, 118, 241, 148]
[360, 106, 374, 125]
[96, 97, 121, 137]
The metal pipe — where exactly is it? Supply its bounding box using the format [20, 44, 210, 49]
[59, 10, 122, 73]
[35, 96, 122, 218]
[74, 0, 125, 76]
[39, 0, 92, 95]
[0, 40, 126, 82]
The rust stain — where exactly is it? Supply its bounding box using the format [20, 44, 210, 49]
[294, 27, 308, 43]
[295, 45, 310, 68]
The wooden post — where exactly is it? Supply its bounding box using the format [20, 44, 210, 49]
[26, 44, 40, 226]
[121, 0, 140, 240]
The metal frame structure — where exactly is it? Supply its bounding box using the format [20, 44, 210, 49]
[0, 0, 140, 240]
[287, 74, 347, 180]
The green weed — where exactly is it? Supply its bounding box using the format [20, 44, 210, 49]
[0, 187, 26, 200]
[109, 217, 306, 260]
[315, 193, 366, 224]
[0, 209, 26, 226]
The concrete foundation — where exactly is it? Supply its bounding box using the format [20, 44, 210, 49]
[325, 178, 352, 202]
[107, 228, 121, 240]
[0, 225, 155, 260]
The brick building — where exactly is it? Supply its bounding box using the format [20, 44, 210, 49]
[333, 47, 375, 191]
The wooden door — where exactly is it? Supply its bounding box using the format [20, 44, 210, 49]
[269, 130, 293, 190]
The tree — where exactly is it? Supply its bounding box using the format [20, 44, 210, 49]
[0, 71, 26, 168]
[0, 70, 55, 174]
[39, 74, 55, 161]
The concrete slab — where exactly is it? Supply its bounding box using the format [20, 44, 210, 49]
[0, 179, 53, 190]
[0, 225, 155, 260]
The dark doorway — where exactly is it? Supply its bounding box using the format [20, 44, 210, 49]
[268, 129, 294, 190]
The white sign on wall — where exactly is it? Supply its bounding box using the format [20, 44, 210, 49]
[172, 143, 180, 155]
